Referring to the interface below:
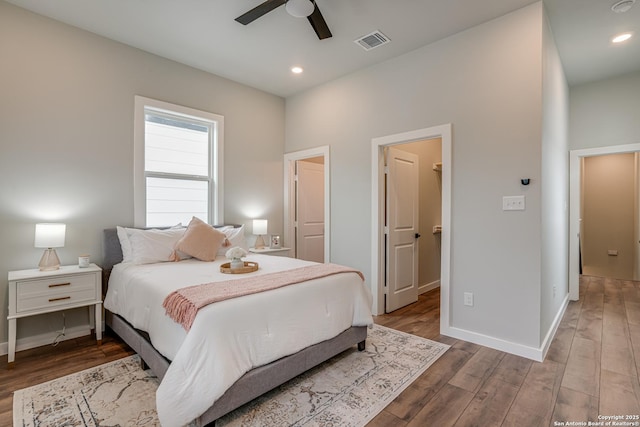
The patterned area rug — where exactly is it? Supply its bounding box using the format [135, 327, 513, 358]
[13, 325, 449, 427]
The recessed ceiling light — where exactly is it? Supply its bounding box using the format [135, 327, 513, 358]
[611, 0, 635, 13]
[291, 66, 304, 74]
[612, 33, 633, 43]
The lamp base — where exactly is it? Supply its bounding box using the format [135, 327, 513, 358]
[254, 235, 266, 249]
[39, 248, 61, 271]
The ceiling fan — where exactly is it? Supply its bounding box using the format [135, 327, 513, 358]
[235, 0, 332, 40]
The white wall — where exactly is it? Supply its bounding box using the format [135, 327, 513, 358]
[0, 2, 285, 345]
[539, 10, 569, 342]
[286, 3, 547, 350]
[570, 71, 640, 151]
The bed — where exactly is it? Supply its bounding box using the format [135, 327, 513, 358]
[101, 223, 373, 426]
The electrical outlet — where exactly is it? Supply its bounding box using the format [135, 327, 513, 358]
[464, 292, 474, 307]
[502, 195, 525, 211]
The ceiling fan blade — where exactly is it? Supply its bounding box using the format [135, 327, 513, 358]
[307, 3, 332, 39]
[235, 0, 287, 25]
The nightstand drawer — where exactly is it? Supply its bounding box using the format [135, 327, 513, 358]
[15, 273, 98, 313]
[16, 288, 98, 312]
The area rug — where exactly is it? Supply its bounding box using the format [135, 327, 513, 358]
[13, 325, 449, 427]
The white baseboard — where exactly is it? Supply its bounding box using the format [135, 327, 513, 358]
[0, 324, 93, 357]
[442, 325, 545, 361]
[539, 294, 570, 360]
[441, 295, 569, 362]
[419, 279, 440, 294]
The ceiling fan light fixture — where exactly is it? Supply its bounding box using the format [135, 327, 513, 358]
[286, 0, 315, 18]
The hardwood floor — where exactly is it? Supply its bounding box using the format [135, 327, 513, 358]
[371, 275, 640, 426]
[2, 275, 639, 426]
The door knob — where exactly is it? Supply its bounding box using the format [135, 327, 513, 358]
[415, 233, 421, 239]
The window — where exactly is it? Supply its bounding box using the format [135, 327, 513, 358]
[134, 96, 223, 227]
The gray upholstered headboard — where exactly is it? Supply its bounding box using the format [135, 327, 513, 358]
[102, 228, 123, 274]
[102, 227, 127, 293]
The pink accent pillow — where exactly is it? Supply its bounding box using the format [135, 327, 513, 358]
[172, 217, 226, 262]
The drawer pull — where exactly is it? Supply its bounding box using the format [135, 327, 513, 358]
[48, 296, 71, 302]
[49, 282, 71, 288]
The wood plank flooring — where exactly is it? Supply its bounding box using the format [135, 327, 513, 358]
[372, 275, 640, 426]
[1, 275, 639, 426]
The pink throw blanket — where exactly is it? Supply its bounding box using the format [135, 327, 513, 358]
[163, 263, 364, 331]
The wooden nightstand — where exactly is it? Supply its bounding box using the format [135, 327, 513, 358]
[7, 264, 102, 367]
[249, 247, 291, 257]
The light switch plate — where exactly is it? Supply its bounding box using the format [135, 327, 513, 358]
[503, 195, 525, 211]
[464, 292, 473, 307]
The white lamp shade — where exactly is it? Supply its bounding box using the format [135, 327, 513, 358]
[253, 219, 268, 235]
[286, 0, 314, 18]
[34, 223, 66, 248]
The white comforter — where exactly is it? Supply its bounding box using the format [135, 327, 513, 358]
[103, 254, 373, 426]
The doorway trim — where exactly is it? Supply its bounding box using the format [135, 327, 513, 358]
[370, 124, 452, 327]
[284, 146, 330, 262]
[569, 142, 640, 300]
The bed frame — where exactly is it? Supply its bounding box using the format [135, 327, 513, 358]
[102, 227, 367, 426]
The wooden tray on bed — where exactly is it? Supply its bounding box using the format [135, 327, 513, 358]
[220, 261, 259, 274]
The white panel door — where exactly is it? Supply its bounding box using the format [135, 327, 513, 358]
[297, 160, 325, 263]
[386, 147, 419, 312]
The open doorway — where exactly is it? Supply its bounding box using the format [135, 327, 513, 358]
[569, 142, 640, 300]
[284, 146, 330, 263]
[370, 124, 452, 329]
[581, 153, 639, 280]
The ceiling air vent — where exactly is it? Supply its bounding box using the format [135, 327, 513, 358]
[354, 30, 390, 51]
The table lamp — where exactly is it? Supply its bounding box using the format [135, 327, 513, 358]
[253, 219, 268, 249]
[34, 223, 66, 271]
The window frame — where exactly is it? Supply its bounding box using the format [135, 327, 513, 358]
[133, 95, 224, 227]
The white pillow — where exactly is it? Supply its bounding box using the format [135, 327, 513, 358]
[128, 227, 189, 264]
[116, 225, 186, 264]
[217, 225, 248, 256]
[116, 226, 133, 263]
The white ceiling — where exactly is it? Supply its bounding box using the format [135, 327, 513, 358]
[5, 0, 640, 97]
